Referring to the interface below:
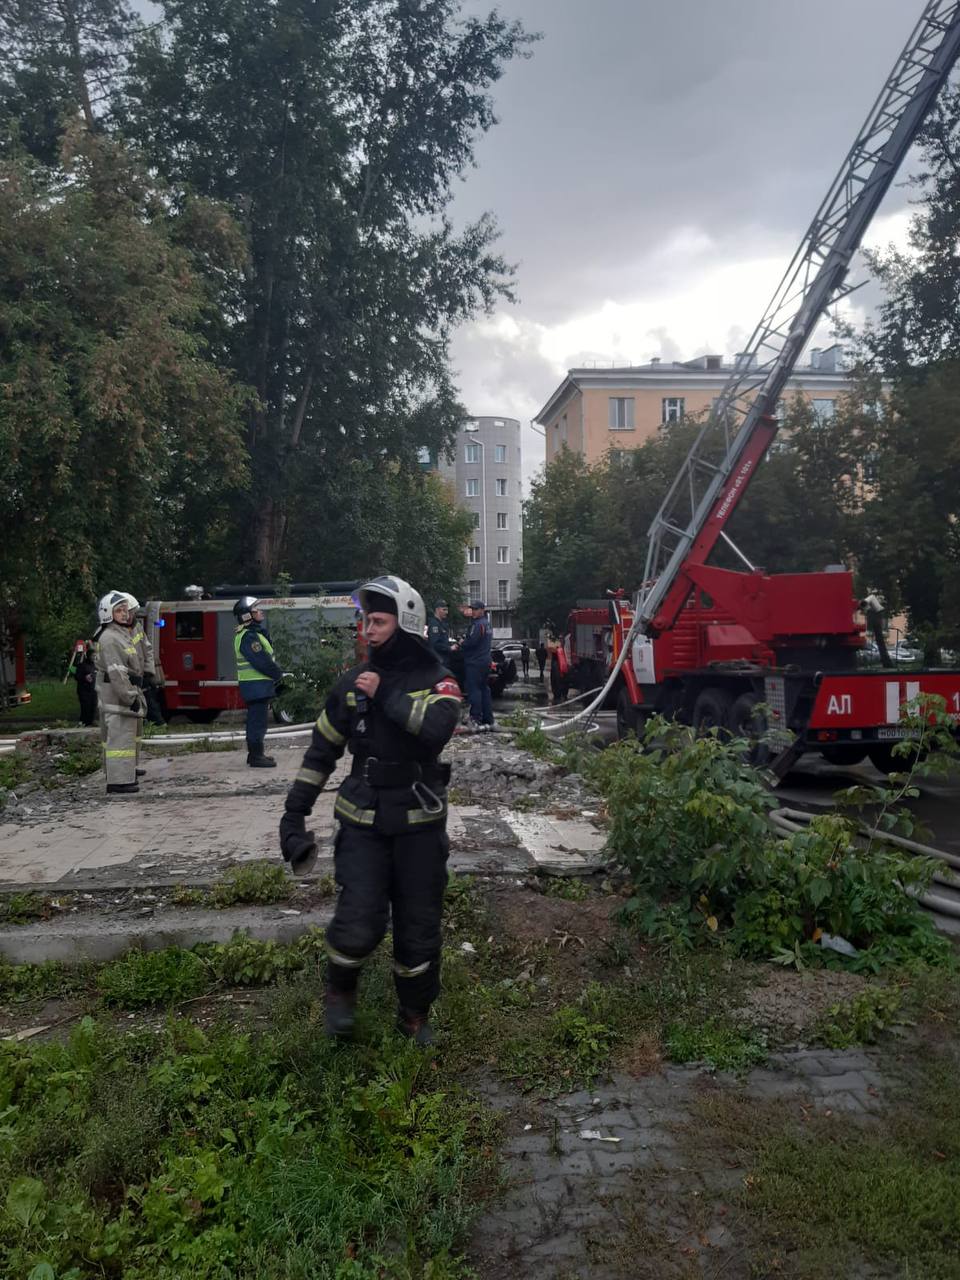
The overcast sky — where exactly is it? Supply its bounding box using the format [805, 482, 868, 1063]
[448, 0, 927, 483]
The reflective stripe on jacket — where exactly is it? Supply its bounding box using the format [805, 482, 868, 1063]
[234, 624, 281, 702]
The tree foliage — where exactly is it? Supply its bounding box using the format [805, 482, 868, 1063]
[0, 130, 251, 639]
[116, 0, 533, 577]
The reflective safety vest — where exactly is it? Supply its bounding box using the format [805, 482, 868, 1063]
[234, 626, 276, 686]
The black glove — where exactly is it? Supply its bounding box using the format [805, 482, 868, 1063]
[279, 812, 317, 873]
[142, 671, 157, 688]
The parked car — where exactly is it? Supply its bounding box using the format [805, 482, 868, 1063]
[489, 648, 518, 697]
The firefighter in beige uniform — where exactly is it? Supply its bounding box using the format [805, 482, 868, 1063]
[94, 591, 147, 795]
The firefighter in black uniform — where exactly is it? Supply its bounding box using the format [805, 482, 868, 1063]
[279, 574, 461, 1045]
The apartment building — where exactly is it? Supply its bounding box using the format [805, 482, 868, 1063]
[536, 345, 857, 465]
[437, 416, 523, 637]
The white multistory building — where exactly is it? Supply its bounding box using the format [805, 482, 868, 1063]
[438, 415, 523, 638]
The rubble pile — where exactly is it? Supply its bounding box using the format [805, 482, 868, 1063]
[446, 732, 600, 811]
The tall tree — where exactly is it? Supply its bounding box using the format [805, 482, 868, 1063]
[0, 130, 251, 641]
[116, 0, 532, 578]
[0, 0, 137, 162]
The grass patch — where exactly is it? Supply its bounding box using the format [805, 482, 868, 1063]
[210, 861, 291, 906]
[689, 1053, 960, 1279]
[0, 679, 77, 723]
[50, 739, 101, 777]
[663, 1016, 768, 1071]
[0, 996, 500, 1278]
[97, 947, 210, 1009]
[0, 755, 31, 797]
[812, 983, 905, 1049]
[539, 875, 592, 902]
[0, 891, 54, 925]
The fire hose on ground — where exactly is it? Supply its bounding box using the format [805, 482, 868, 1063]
[770, 806, 960, 921]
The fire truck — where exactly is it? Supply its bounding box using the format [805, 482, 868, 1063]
[560, 1, 960, 775]
[0, 615, 30, 710]
[147, 583, 362, 723]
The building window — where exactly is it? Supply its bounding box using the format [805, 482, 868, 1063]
[465, 478, 479, 497]
[498, 579, 509, 606]
[862, 450, 880, 485]
[465, 442, 481, 463]
[468, 579, 481, 599]
[812, 398, 836, 422]
[661, 397, 685, 424]
[467, 546, 481, 564]
[608, 397, 635, 430]
[494, 444, 507, 463]
[496, 512, 508, 529]
[472, 512, 481, 529]
[495, 478, 507, 496]
[417, 446, 432, 465]
[497, 546, 509, 564]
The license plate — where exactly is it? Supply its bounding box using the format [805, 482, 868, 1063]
[877, 727, 921, 740]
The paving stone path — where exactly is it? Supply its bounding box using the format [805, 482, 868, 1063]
[468, 1048, 897, 1279]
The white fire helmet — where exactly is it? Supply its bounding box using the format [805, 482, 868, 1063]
[357, 575, 426, 638]
[97, 591, 136, 624]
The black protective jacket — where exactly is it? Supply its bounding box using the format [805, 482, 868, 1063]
[284, 631, 461, 835]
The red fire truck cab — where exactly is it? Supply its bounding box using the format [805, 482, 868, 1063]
[147, 583, 361, 723]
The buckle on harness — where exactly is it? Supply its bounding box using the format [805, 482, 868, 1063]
[362, 756, 379, 786]
[412, 780, 444, 815]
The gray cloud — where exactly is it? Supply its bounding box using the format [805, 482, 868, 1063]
[448, 0, 926, 463]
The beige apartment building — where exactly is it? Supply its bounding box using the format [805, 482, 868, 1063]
[536, 344, 857, 464]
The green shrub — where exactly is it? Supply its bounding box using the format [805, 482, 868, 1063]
[600, 716, 949, 968]
[97, 947, 209, 1008]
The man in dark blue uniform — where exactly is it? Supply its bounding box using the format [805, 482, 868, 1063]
[279, 574, 461, 1044]
[233, 596, 286, 768]
[461, 599, 493, 729]
[427, 601, 456, 662]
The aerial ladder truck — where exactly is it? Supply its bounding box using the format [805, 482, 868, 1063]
[573, 0, 960, 773]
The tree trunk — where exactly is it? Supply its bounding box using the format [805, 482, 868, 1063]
[249, 496, 287, 582]
[59, 0, 96, 131]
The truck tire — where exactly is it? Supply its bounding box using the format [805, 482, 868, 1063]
[616, 687, 639, 740]
[867, 742, 923, 773]
[692, 687, 733, 736]
[729, 691, 772, 767]
[272, 703, 295, 725]
[821, 745, 868, 767]
[185, 709, 219, 724]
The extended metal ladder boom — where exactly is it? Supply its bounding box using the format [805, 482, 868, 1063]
[638, 0, 960, 638]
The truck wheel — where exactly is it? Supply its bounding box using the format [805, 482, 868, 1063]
[616, 688, 639, 740]
[821, 745, 868, 766]
[272, 704, 295, 725]
[729, 692, 772, 766]
[692, 687, 733, 736]
[867, 743, 923, 773]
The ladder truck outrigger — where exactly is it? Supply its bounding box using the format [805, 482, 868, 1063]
[569, 0, 960, 774]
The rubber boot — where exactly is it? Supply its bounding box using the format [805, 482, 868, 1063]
[247, 750, 277, 768]
[106, 783, 139, 795]
[397, 1007, 434, 1047]
[324, 987, 357, 1040]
